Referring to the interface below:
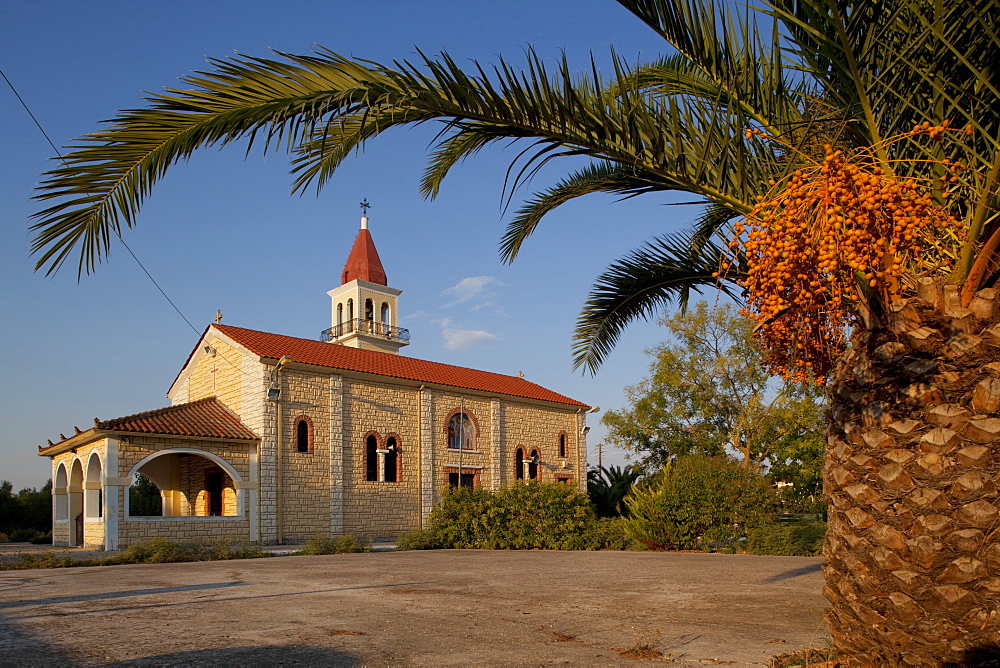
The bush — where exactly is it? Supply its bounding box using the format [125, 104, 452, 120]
[423, 483, 599, 550]
[623, 455, 776, 551]
[395, 528, 444, 551]
[9, 528, 39, 543]
[300, 534, 371, 555]
[119, 537, 192, 563]
[30, 533, 52, 545]
[413, 483, 633, 551]
[576, 517, 642, 551]
[746, 521, 826, 556]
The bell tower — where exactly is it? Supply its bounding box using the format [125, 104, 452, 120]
[324, 203, 409, 354]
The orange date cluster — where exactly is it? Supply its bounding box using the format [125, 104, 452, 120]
[722, 124, 968, 384]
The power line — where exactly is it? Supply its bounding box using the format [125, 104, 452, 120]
[2, 67, 263, 384]
[3, 67, 201, 338]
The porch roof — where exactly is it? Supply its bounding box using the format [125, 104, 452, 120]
[38, 397, 257, 455]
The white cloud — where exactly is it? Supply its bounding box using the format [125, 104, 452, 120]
[440, 276, 503, 308]
[437, 318, 500, 350]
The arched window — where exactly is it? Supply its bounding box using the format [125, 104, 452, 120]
[54, 463, 69, 520]
[295, 416, 313, 453]
[528, 449, 539, 480]
[365, 434, 378, 482]
[364, 298, 374, 322]
[85, 453, 103, 519]
[347, 299, 354, 323]
[384, 436, 398, 482]
[447, 412, 476, 450]
[558, 433, 567, 459]
[381, 302, 390, 330]
[336, 303, 344, 333]
[514, 447, 524, 480]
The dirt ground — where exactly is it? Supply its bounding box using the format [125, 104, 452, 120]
[0, 550, 828, 666]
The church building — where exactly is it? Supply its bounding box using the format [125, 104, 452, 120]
[38, 213, 592, 549]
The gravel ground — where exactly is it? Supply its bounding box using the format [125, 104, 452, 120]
[0, 549, 828, 666]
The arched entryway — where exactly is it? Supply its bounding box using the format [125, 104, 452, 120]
[68, 459, 84, 546]
[127, 449, 244, 518]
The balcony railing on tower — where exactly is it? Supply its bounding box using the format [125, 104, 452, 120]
[321, 319, 410, 343]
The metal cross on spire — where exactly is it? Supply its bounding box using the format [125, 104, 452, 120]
[360, 198, 371, 216]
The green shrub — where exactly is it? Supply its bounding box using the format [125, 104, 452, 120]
[30, 533, 52, 545]
[0, 533, 8, 543]
[576, 517, 642, 551]
[0, 552, 78, 570]
[119, 537, 192, 564]
[206, 540, 269, 560]
[746, 521, 826, 556]
[300, 534, 371, 555]
[422, 483, 602, 550]
[9, 528, 39, 542]
[414, 484, 645, 551]
[395, 528, 444, 550]
[623, 455, 776, 551]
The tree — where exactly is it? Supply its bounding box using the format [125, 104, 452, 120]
[129, 474, 162, 517]
[587, 464, 643, 517]
[26, 1, 1000, 662]
[622, 455, 775, 551]
[0, 481, 22, 536]
[602, 302, 825, 472]
[0, 480, 52, 538]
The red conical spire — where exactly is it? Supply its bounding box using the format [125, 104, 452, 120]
[341, 216, 387, 285]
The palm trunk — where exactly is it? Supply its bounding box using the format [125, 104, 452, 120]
[824, 279, 1000, 665]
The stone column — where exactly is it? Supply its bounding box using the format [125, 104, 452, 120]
[259, 395, 278, 544]
[418, 387, 435, 526]
[329, 374, 345, 536]
[248, 442, 260, 543]
[577, 410, 588, 494]
[489, 399, 502, 490]
[103, 437, 121, 551]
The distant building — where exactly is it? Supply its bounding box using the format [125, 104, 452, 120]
[38, 213, 591, 548]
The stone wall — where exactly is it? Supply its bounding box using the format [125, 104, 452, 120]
[341, 377, 421, 540]
[278, 369, 333, 542]
[116, 436, 254, 547]
[180, 337, 245, 414]
[118, 518, 250, 546]
[499, 402, 581, 486]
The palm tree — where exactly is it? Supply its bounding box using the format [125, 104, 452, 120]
[28, 0, 1000, 662]
[588, 464, 643, 517]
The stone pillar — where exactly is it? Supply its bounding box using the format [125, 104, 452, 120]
[418, 387, 435, 526]
[577, 410, 588, 494]
[248, 441, 260, 543]
[329, 374, 345, 536]
[103, 438, 121, 551]
[259, 393, 278, 544]
[489, 399, 502, 490]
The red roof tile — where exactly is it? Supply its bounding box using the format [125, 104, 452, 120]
[212, 324, 587, 407]
[341, 227, 387, 285]
[97, 397, 257, 440]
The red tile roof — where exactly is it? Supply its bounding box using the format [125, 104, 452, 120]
[213, 324, 587, 407]
[97, 397, 258, 440]
[38, 397, 257, 455]
[341, 227, 387, 285]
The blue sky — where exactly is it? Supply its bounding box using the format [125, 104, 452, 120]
[1, 1, 716, 489]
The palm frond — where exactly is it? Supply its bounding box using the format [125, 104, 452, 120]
[32, 44, 774, 277]
[499, 161, 685, 263]
[572, 230, 742, 374]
